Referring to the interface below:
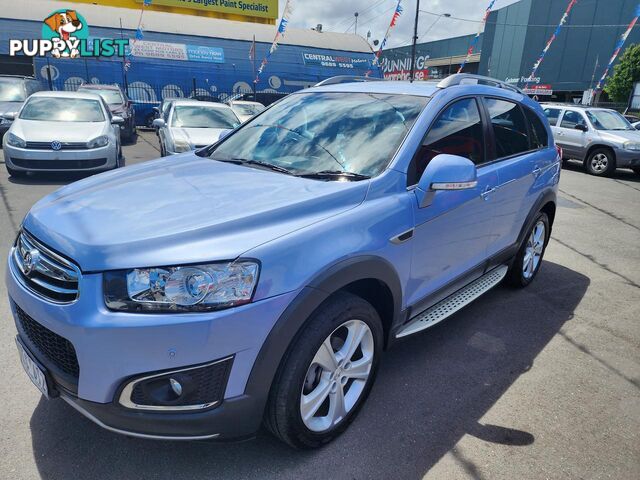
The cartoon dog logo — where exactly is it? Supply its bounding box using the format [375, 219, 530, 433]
[43, 10, 83, 58]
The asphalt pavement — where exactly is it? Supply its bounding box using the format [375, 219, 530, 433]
[0, 132, 638, 479]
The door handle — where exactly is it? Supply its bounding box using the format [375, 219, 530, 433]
[532, 167, 542, 177]
[480, 186, 496, 200]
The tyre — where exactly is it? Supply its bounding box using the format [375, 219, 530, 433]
[506, 212, 549, 288]
[6, 165, 26, 178]
[265, 291, 383, 448]
[585, 148, 615, 176]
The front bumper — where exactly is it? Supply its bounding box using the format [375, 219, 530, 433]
[7, 253, 298, 439]
[3, 143, 117, 172]
[614, 148, 640, 168]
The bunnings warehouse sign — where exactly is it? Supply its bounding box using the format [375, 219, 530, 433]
[135, 0, 278, 19]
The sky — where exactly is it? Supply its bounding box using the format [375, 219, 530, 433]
[278, 0, 520, 49]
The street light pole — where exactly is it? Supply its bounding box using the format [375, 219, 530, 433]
[409, 0, 421, 82]
[354, 12, 359, 36]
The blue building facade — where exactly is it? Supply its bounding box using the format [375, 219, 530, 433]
[0, 15, 380, 110]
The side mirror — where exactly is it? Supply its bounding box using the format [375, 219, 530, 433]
[415, 154, 477, 208]
[2, 112, 16, 121]
[111, 115, 125, 125]
[635, 124, 640, 131]
[574, 124, 588, 132]
[152, 107, 160, 114]
[152, 118, 165, 129]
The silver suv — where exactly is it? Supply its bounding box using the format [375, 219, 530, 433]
[541, 103, 640, 176]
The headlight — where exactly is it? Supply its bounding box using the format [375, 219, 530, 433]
[104, 260, 260, 312]
[623, 141, 640, 151]
[87, 135, 109, 149]
[172, 138, 192, 153]
[6, 133, 26, 148]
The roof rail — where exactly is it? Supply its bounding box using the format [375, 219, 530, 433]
[0, 74, 36, 79]
[314, 75, 383, 87]
[437, 74, 523, 94]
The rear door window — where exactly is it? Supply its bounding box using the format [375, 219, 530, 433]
[485, 98, 530, 158]
[559, 110, 587, 129]
[524, 108, 549, 149]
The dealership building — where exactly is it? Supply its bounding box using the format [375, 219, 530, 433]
[0, 0, 378, 109]
[382, 0, 640, 102]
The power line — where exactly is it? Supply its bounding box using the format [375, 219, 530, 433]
[419, 9, 638, 28]
[331, 0, 388, 30]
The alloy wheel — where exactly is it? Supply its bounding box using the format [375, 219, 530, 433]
[300, 319, 374, 433]
[523, 220, 545, 280]
[590, 153, 609, 173]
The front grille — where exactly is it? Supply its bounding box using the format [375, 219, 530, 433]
[128, 357, 233, 409]
[25, 141, 88, 150]
[10, 158, 107, 170]
[15, 304, 80, 378]
[11, 230, 80, 303]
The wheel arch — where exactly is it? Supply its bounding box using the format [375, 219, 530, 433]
[516, 189, 557, 248]
[584, 144, 616, 164]
[243, 255, 404, 419]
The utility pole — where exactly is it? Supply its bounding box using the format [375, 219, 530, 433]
[409, 0, 420, 82]
[354, 12, 359, 36]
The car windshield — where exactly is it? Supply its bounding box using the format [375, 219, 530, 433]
[0, 81, 26, 102]
[208, 92, 428, 178]
[20, 97, 105, 122]
[79, 88, 123, 105]
[586, 110, 634, 131]
[171, 105, 240, 128]
[233, 103, 265, 116]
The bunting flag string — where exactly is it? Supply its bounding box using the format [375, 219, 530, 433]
[524, 0, 578, 88]
[366, 0, 403, 76]
[124, 0, 153, 71]
[595, 4, 640, 91]
[458, 0, 496, 73]
[254, 0, 294, 84]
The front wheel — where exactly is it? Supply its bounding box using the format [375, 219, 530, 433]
[265, 292, 383, 448]
[506, 212, 549, 288]
[585, 148, 615, 176]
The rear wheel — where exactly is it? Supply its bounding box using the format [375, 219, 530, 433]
[585, 148, 615, 176]
[506, 212, 549, 288]
[265, 292, 383, 448]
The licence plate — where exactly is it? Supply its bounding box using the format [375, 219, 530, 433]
[16, 339, 49, 398]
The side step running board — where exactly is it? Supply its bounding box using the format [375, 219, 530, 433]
[396, 265, 509, 338]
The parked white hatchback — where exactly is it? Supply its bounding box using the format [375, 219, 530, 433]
[153, 100, 240, 156]
[2, 90, 123, 177]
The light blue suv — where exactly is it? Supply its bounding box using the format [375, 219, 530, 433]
[7, 74, 560, 448]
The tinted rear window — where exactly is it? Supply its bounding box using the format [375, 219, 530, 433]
[543, 108, 561, 125]
[525, 108, 549, 149]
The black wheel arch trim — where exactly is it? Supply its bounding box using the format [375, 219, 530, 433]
[516, 189, 557, 249]
[243, 255, 404, 430]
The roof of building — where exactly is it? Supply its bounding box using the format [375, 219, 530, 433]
[5, 0, 374, 53]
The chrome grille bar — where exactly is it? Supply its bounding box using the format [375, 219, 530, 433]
[10, 230, 80, 303]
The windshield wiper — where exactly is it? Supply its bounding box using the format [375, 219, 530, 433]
[297, 170, 370, 181]
[213, 157, 295, 175]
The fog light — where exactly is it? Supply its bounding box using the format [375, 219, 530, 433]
[118, 356, 233, 411]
